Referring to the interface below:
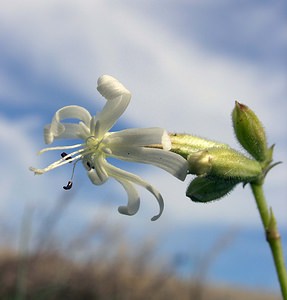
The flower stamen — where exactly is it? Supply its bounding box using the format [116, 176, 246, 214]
[38, 143, 84, 155]
[63, 180, 73, 190]
[61, 152, 72, 162]
[30, 147, 95, 175]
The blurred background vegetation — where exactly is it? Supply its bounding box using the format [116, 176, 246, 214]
[0, 196, 281, 300]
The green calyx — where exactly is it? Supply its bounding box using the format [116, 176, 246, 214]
[232, 101, 269, 162]
[187, 147, 262, 183]
[169, 101, 278, 203]
[169, 133, 229, 159]
[186, 176, 237, 203]
[185, 146, 263, 203]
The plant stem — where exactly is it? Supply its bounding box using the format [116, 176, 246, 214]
[251, 183, 287, 299]
[250, 183, 270, 228]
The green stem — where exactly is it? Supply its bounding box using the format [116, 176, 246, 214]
[250, 183, 270, 228]
[251, 183, 287, 299]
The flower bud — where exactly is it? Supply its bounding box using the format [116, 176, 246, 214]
[232, 101, 268, 162]
[186, 176, 237, 203]
[188, 147, 262, 183]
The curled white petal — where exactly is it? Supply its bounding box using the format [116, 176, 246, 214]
[54, 105, 92, 125]
[103, 161, 164, 221]
[83, 154, 109, 184]
[89, 118, 101, 137]
[108, 146, 188, 181]
[87, 168, 109, 185]
[104, 127, 167, 147]
[45, 106, 92, 144]
[93, 156, 109, 182]
[93, 76, 131, 137]
[44, 129, 54, 145]
[117, 179, 140, 216]
[44, 124, 64, 144]
[45, 122, 90, 142]
[97, 75, 131, 100]
[92, 96, 131, 137]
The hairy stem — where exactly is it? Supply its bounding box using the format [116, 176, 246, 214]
[251, 183, 287, 299]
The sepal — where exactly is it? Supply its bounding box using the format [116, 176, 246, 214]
[186, 176, 237, 203]
[187, 147, 262, 183]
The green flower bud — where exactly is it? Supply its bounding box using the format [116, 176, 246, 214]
[187, 147, 262, 183]
[232, 101, 268, 162]
[186, 176, 237, 203]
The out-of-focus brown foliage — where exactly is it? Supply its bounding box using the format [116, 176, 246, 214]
[0, 247, 280, 300]
[0, 203, 281, 300]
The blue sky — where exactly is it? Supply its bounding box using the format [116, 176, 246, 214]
[0, 0, 286, 292]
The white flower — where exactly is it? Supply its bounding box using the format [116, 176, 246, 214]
[30, 75, 188, 220]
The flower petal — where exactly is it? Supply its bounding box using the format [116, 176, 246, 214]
[44, 122, 90, 143]
[103, 161, 164, 221]
[84, 155, 109, 184]
[104, 128, 169, 148]
[108, 146, 188, 181]
[87, 168, 109, 185]
[45, 106, 92, 144]
[116, 178, 140, 216]
[93, 75, 131, 137]
[97, 75, 131, 101]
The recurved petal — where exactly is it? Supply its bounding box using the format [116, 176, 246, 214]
[108, 146, 188, 181]
[84, 155, 109, 185]
[103, 161, 164, 221]
[44, 106, 92, 144]
[92, 96, 131, 137]
[44, 123, 65, 144]
[97, 75, 131, 100]
[93, 76, 131, 136]
[117, 179, 140, 216]
[44, 122, 90, 144]
[87, 168, 109, 185]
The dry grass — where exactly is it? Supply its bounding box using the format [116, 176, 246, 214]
[0, 246, 281, 300]
[0, 202, 281, 300]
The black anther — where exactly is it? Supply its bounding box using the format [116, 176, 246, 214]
[63, 181, 73, 190]
[86, 161, 94, 169]
[61, 152, 72, 162]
